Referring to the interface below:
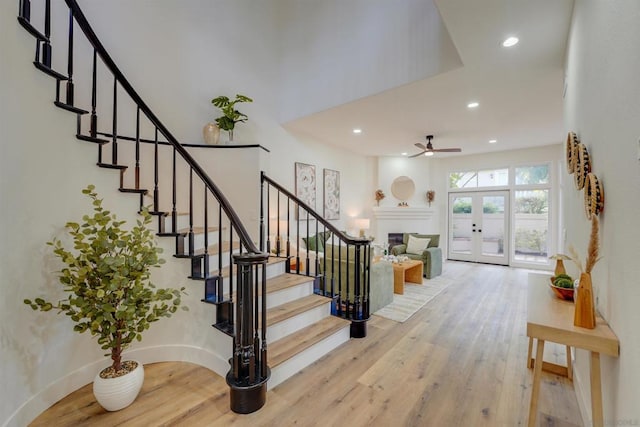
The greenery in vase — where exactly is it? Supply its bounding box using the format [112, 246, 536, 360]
[211, 94, 253, 140]
[24, 185, 187, 375]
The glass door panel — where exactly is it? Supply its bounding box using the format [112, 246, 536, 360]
[449, 196, 474, 261]
[449, 191, 509, 265]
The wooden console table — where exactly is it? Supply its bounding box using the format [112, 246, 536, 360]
[526, 273, 619, 427]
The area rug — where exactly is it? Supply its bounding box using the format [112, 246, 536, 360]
[373, 262, 472, 323]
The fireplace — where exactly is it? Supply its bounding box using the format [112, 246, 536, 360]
[372, 206, 435, 244]
[388, 233, 404, 247]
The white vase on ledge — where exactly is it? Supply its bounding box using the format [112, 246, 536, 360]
[202, 122, 220, 145]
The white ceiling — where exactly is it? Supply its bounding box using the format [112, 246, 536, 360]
[283, 0, 575, 158]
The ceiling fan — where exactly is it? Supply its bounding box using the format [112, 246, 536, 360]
[409, 135, 462, 157]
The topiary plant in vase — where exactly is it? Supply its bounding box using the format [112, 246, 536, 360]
[24, 185, 187, 411]
[211, 93, 253, 143]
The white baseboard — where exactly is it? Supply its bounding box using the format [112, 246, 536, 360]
[3, 345, 229, 427]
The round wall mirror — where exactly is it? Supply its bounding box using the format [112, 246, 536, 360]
[390, 176, 415, 201]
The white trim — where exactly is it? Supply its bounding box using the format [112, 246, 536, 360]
[572, 353, 592, 427]
[3, 345, 230, 427]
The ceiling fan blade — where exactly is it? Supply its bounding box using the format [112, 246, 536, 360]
[414, 142, 426, 150]
[408, 151, 426, 158]
[433, 148, 462, 152]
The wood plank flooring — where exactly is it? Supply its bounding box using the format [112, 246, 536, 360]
[30, 262, 582, 427]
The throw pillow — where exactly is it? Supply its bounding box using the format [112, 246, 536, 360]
[302, 234, 324, 252]
[406, 235, 430, 255]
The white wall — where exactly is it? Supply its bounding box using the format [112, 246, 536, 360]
[563, 1, 640, 423]
[0, 1, 374, 425]
[275, 0, 462, 122]
[376, 146, 562, 259]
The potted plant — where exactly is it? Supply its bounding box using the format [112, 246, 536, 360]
[211, 93, 253, 142]
[24, 185, 187, 411]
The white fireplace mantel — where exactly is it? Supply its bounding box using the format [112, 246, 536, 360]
[372, 206, 434, 220]
[372, 206, 437, 243]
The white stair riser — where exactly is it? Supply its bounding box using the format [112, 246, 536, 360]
[266, 302, 331, 343]
[189, 248, 241, 272]
[163, 214, 190, 232]
[186, 230, 222, 251]
[268, 326, 351, 389]
[266, 282, 314, 310]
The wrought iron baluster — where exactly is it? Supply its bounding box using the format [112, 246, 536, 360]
[188, 167, 194, 256]
[42, 0, 51, 67]
[203, 187, 209, 278]
[64, 8, 74, 105]
[171, 147, 177, 233]
[111, 77, 118, 166]
[134, 107, 140, 189]
[218, 204, 223, 302]
[153, 127, 159, 213]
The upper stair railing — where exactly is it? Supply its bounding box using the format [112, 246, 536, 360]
[17, 0, 269, 413]
[260, 172, 372, 338]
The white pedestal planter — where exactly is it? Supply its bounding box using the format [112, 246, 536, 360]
[93, 361, 145, 411]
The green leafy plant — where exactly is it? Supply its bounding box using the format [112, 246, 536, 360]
[211, 94, 253, 140]
[24, 185, 187, 375]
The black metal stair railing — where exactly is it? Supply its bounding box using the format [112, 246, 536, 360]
[16, 0, 269, 413]
[260, 172, 372, 338]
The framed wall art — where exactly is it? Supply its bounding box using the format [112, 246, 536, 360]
[295, 162, 316, 219]
[323, 168, 340, 220]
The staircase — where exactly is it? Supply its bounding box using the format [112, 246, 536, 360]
[160, 213, 351, 390]
[15, 0, 356, 414]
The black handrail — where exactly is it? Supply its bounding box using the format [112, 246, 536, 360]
[64, 0, 259, 256]
[261, 172, 369, 246]
[261, 172, 371, 338]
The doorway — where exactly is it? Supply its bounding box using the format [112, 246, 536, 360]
[448, 191, 509, 265]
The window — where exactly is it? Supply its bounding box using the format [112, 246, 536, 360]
[513, 189, 549, 263]
[449, 168, 508, 189]
[515, 165, 549, 185]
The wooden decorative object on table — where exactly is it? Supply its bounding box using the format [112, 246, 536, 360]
[549, 253, 570, 276]
[571, 216, 600, 329]
[574, 272, 596, 328]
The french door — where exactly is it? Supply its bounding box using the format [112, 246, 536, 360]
[448, 191, 509, 265]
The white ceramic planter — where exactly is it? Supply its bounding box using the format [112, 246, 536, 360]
[93, 361, 145, 411]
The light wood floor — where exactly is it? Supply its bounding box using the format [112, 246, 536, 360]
[31, 262, 582, 426]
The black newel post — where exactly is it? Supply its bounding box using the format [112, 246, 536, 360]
[226, 252, 270, 414]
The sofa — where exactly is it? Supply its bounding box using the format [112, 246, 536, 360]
[391, 233, 442, 279]
[320, 243, 393, 313]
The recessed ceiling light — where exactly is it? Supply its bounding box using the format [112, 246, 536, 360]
[352, 128, 362, 134]
[401, 152, 408, 156]
[502, 36, 519, 47]
[467, 102, 479, 109]
[424, 151, 434, 157]
[489, 139, 497, 144]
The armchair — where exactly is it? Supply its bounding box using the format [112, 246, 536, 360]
[391, 233, 442, 279]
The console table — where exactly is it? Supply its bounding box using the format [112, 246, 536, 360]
[526, 273, 619, 427]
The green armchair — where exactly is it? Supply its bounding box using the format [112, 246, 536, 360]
[391, 233, 442, 279]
